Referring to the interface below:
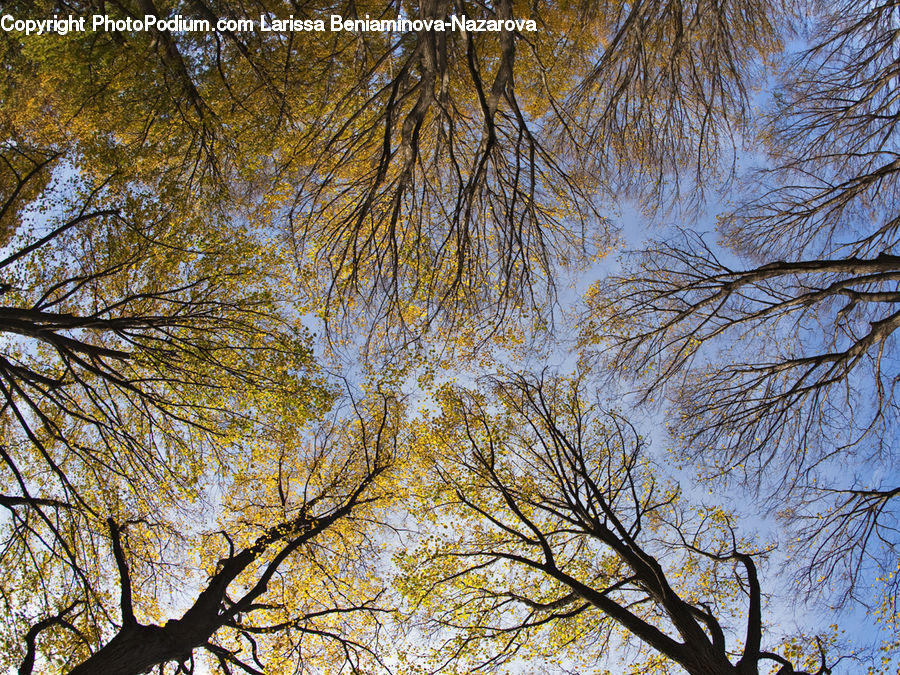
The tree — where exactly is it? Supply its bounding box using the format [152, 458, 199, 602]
[0, 153, 316, 512]
[4, 0, 789, 368]
[584, 0, 900, 605]
[551, 0, 783, 208]
[399, 373, 839, 674]
[4, 1, 875, 672]
[6, 385, 399, 675]
[282, 0, 786, 350]
[0, 97, 400, 674]
[4, 0, 785, 354]
[59, 394, 398, 675]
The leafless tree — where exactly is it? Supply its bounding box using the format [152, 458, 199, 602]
[586, 0, 900, 603]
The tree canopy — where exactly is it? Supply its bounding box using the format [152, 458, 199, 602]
[0, 0, 896, 673]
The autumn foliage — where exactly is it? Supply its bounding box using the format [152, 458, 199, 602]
[0, 0, 896, 673]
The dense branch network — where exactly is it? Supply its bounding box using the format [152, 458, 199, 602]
[586, 0, 900, 604]
[2, 0, 890, 672]
[401, 374, 836, 675]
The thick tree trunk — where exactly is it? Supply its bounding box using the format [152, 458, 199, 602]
[67, 621, 209, 675]
[681, 651, 745, 675]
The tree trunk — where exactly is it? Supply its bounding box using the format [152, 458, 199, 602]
[67, 620, 207, 675]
